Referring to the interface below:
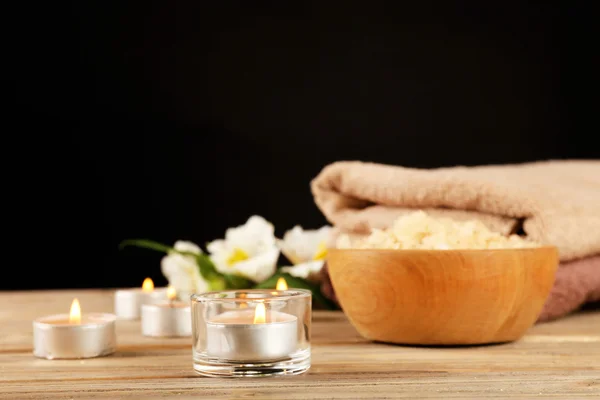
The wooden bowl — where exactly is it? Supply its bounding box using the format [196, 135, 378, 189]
[327, 247, 558, 345]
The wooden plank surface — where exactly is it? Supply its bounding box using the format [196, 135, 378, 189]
[0, 289, 598, 399]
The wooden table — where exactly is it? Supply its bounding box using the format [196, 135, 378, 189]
[1, 290, 599, 399]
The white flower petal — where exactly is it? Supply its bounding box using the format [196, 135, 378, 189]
[173, 240, 202, 254]
[161, 255, 195, 292]
[216, 247, 280, 282]
[207, 215, 279, 283]
[279, 225, 332, 264]
[224, 215, 276, 256]
[160, 244, 209, 295]
[192, 275, 210, 293]
[206, 239, 227, 255]
[209, 250, 231, 275]
[281, 260, 325, 282]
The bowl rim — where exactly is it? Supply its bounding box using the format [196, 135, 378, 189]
[327, 245, 558, 254]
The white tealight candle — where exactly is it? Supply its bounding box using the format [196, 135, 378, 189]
[33, 298, 117, 360]
[205, 303, 297, 361]
[192, 286, 311, 377]
[141, 287, 192, 337]
[114, 277, 168, 320]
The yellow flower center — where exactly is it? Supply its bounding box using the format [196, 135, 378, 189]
[312, 241, 328, 260]
[226, 248, 249, 266]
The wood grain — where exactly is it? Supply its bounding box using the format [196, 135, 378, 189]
[0, 289, 599, 398]
[327, 247, 558, 345]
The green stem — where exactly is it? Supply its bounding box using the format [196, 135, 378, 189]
[119, 239, 173, 253]
[119, 239, 199, 257]
[119, 238, 227, 284]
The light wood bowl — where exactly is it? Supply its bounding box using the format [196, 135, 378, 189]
[327, 247, 558, 345]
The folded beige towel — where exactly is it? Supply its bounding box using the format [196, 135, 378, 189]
[312, 160, 600, 261]
[312, 160, 600, 321]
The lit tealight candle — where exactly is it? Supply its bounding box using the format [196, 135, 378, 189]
[114, 277, 168, 320]
[271, 277, 288, 295]
[192, 288, 311, 377]
[33, 298, 117, 360]
[205, 299, 298, 361]
[141, 287, 192, 337]
[268, 277, 289, 309]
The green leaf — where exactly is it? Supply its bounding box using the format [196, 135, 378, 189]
[195, 253, 220, 280]
[120, 239, 231, 289]
[120, 238, 255, 292]
[254, 272, 337, 310]
[195, 254, 252, 290]
[120, 239, 204, 258]
[207, 276, 227, 291]
[223, 274, 254, 289]
[119, 239, 174, 254]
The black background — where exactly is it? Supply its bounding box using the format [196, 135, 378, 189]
[4, 2, 598, 290]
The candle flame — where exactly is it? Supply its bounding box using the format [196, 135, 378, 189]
[142, 277, 154, 292]
[167, 286, 177, 301]
[276, 277, 288, 290]
[69, 298, 81, 324]
[253, 302, 266, 324]
[239, 292, 247, 309]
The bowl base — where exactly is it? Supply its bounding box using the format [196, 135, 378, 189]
[372, 339, 512, 348]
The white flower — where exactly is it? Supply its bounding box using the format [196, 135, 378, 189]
[207, 216, 279, 283]
[280, 260, 325, 282]
[278, 225, 332, 282]
[161, 240, 209, 295]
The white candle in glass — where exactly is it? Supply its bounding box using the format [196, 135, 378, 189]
[141, 287, 192, 337]
[114, 277, 168, 319]
[205, 302, 297, 361]
[33, 298, 117, 360]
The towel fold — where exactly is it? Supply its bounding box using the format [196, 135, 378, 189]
[312, 160, 600, 321]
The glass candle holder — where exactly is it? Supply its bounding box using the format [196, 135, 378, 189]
[191, 289, 311, 377]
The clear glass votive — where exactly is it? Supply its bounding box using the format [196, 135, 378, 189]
[191, 289, 311, 377]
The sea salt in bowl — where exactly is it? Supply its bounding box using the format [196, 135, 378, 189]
[327, 246, 559, 345]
